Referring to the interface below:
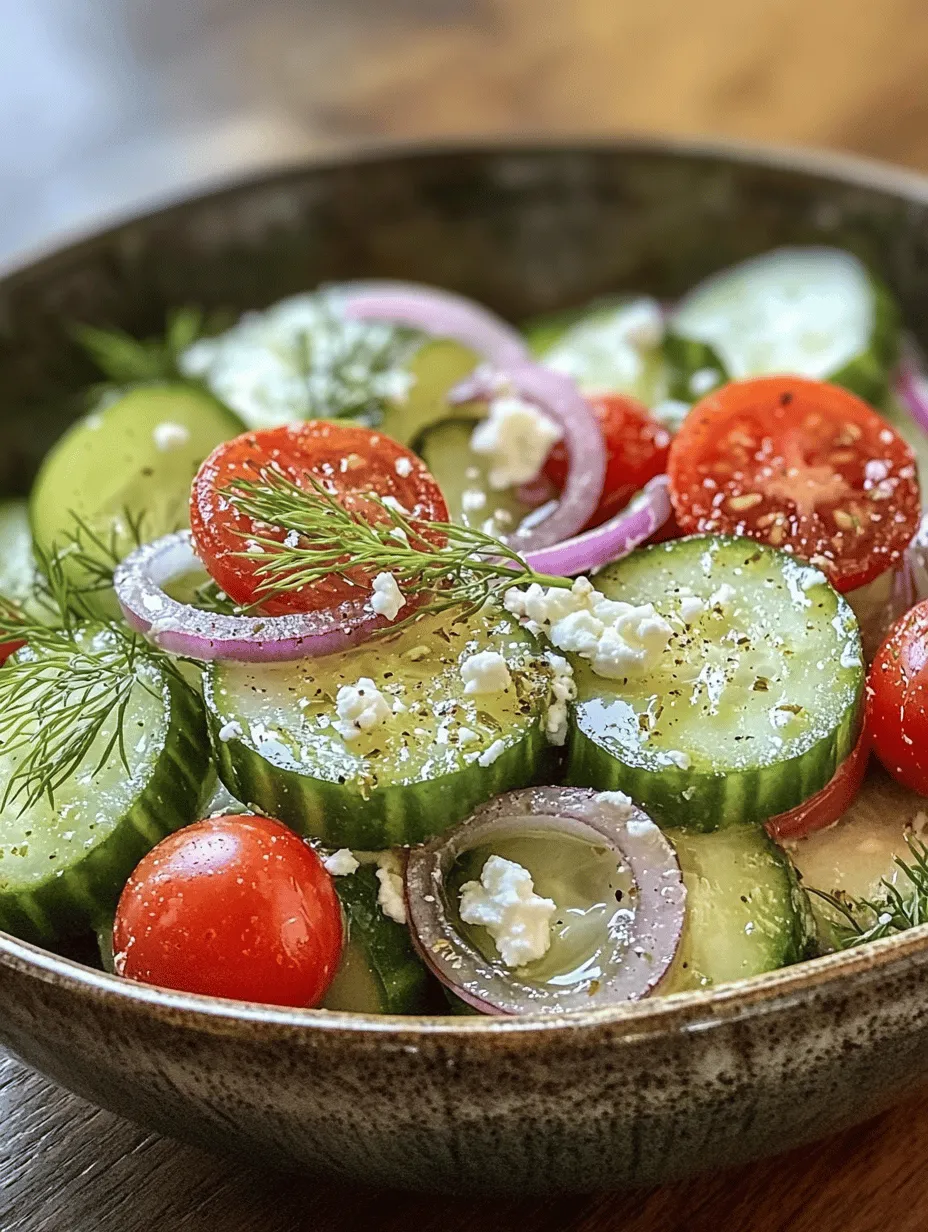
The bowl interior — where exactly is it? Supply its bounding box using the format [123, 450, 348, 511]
[2, 139, 928, 1026]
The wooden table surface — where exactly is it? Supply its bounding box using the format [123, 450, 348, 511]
[6, 2, 928, 1228]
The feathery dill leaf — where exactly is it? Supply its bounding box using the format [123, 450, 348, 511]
[72, 307, 210, 386]
[809, 833, 928, 947]
[226, 467, 571, 617]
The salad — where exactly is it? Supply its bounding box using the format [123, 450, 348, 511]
[4, 245, 928, 1017]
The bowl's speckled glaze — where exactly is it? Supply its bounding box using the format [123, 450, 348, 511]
[2, 140, 928, 1193]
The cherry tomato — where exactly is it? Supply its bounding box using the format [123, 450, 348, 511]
[868, 600, 928, 795]
[544, 394, 671, 529]
[0, 639, 26, 666]
[190, 421, 447, 615]
[765, 722, 870, 840]
[667, 377, 919, 592]
[113, 814, 343, 1007]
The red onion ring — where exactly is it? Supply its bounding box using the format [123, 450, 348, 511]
[896, 346, 928, 436]
[405, 786, 685, 1016]
[113, 531, 382, 662]
[449, 361, 607, 552]
[522, 475, 672, 576]
[340, 281, 530, 367]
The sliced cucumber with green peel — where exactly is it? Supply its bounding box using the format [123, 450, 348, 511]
[205, 605, 556, 848]
[0, 630, 210, 944]
[659, 825, 816, 993]
[566, 536, 865, 830]
[378, 339, 481, 446]
[525, 296, 669, 404]
[414, 417, 535, 536]
[661, 331, 727, 403]
[670, 247, 900, 404]
[0, 500, 54, 626]
[323, 862, 431, 1014]
[30, 383, 243, 614]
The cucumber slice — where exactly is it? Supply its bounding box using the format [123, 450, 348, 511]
[414, 417, 535, 536]
[566, 536, 865, 830]
[525, 296, 669, 404]
[378, 339, 481, 446]
[29, 383, 243, 614]
[659, 825, 816, 993]
[205, 606, 556, 848]
[670, 247, 900, 404]
[661, 331, 727, 403]
[322, 861, 430, 1014]
[0, 500, 55, 629]
[0, 630, 210, 944]
[786, 765, 927, 950]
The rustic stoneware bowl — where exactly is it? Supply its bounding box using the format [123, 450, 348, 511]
[2, 140, 928, 1194]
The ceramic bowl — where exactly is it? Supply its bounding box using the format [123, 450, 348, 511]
[2, 139, 928, 1194]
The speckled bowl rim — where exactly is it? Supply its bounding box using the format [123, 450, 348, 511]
[2, 133, 927, 1046]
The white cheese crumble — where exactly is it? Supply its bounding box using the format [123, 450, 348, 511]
[457, 726, 479, 746]
[461, 489, 488, 513]
[369, 572, 406, 621]
[651, 399, 691, 431]
[323, 848, 360, 876]
[217, 720, 243, 744]
[625, 815, 659, 838]
[688, 367, 721, 397]
[708, 583, 737, 612]
[460, 651, 512, 696]
[375, 854, 407, 924]
[459, 855, 557, 968]
[381, 494, 410, 516]
[595, 789, 635, 819]
[544, 652, 576, 746]
[666, 750, 691, 770]
[505, 576, 673, 680]
[152, 421, 191, 451]
[394, 456, 413, 478]
[469, 396, 563, 490]
[678, 594, 705, 624]
[334, 677, 392, 741]
[477, 738, 507, 768]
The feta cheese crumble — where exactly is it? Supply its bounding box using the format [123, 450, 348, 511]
[323, 848, 360, 876]
[459, 855, 557, 968]
[596, 789, 635, 819]
[688, 367, 721, 397]
[334, 678, 392, 741]
[394, 456, 413, 478]
[460, 651, 512, 696]
[477, 738, 507, 767]
[369, 572, 406, 621]
[505, 576, 674, 680]
[544, 652, 576, 745]
[152, 421, 191, 451]
[375, 852, 407, 923]
[469, 396, 563, 490]
[217, 720, 243, 744]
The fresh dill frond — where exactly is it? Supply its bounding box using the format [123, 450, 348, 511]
[73, 307, 210, 386]
[47, 509, 149, 605]
[809, 833, 928, 948]
[226, 467, 571, 618]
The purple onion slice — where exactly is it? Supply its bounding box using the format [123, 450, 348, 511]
[113, 530, 382, 662]
[405, 786, 685, 1016]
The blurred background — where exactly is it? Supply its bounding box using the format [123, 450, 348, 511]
[4, 0, 928, 264]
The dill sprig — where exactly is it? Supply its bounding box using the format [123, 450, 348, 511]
[0, 535, 189, 813]
[810, 833, 928, 948]
[72, 307, 213, 388]
[226, 467, 571, 616]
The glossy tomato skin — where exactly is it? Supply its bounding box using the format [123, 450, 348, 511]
[869, 600, 928, 796]
[765, 722, 870, 840]
[191, 421, 447, 615]
[113, 814, 343, 1007]
[668, 377, 920, 592]
[544, 394, 671, 529]
[0, 639, 26, 666]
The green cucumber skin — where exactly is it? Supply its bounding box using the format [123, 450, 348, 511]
[207, 699, 555, 849]
[0, 671, 210, 945]
[830, 274, 900, 406]
[661, 331, 727, 403]
[565, 700, 860, 833]
[334, 864, 431, 1014]
[564, 535, 865, 832]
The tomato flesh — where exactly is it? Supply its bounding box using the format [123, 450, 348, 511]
[113, 814, 343, 1007]
[191, 421, 448, 615]
[765, 722, 870, 840]
[544, 393, 671, 529]
[868, 600, 928, 796]
[667, 377, 920, 592]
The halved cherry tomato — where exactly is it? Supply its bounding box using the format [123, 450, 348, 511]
[667, 377, 920, 592]
[765, 722, 870, 840]
[190, 422, 448, 615]
[544, 393, 671, 529]
[113, 814, 343, 1007]
[868, 600, 928, 796]
[0, 639, 25, 667]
